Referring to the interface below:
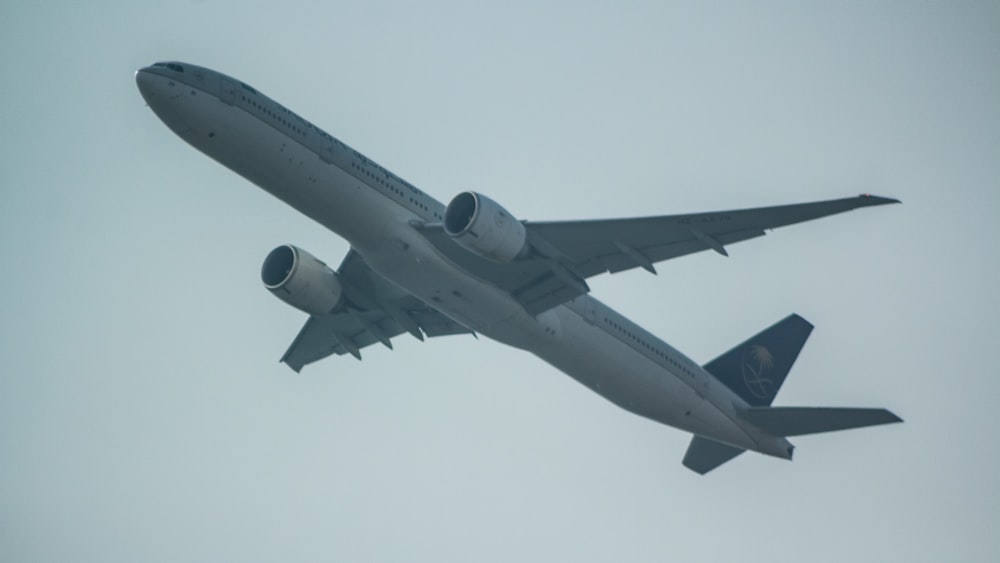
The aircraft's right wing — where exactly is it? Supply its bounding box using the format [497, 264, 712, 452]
[416, 194, 900, 315]
[524, 194, 900, 277]
[280, 250, 472, 372]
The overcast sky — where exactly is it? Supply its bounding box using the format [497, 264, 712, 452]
[2, 1, 999, 561]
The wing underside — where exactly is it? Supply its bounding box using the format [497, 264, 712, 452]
[416, 194, 899, 314]
[280, 251, 471, 371]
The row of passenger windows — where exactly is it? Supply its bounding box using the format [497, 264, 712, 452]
[241, 95, 309, 138]
[604, 317, 695, 377]
[349, 161, 442, 219]
[235, 86, 443, 222]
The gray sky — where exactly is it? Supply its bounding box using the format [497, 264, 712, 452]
[2, 1, 998, 561]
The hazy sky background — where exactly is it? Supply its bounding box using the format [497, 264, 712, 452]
[2, 1, 998, 561]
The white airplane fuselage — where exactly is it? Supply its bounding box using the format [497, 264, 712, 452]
[136, 63, 793, 459]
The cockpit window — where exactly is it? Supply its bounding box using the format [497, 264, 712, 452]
[153, 62, 185, 73]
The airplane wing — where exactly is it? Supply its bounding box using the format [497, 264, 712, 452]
[416, 194, 899, 315]
[280, 250, 472, 371]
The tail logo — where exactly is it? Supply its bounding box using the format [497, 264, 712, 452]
[741, 344, 776, 399]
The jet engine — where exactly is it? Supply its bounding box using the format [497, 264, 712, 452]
[261, 245, 343, 316]
[443, 191, 528, 262]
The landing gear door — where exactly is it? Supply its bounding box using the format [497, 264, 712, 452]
[220, 77, 236, 105]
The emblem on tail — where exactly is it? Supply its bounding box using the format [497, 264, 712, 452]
[742, 344, 776, 400]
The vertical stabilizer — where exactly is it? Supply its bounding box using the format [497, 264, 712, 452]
[703, 314, 813, 406]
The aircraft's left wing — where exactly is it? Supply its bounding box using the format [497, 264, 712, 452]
[280, 251, 472, 371]
[416, 194, 899, 315]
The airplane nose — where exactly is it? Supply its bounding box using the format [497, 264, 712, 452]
[135, 68, 156, 103]
[135, 66, 192, 136]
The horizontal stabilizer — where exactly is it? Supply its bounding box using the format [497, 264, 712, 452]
[682, 435, 746, 475]
[741, 407, 902, 436]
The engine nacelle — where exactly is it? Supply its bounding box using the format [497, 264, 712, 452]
[261, 245, 343, 316]
[443, 191, 528, 262]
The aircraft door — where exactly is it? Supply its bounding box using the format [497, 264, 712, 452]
[219, 77, 236, 105]
[696, 372, 710, 400]
[319, 135, 334, 163]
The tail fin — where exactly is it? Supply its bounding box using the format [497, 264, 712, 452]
[682, 435, 745, 475]
[740, 407, 902, 436]
[703, 314, 813, 406]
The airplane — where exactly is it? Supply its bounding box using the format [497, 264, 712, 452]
[136, 61, 902, 474]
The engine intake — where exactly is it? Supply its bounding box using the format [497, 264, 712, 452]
[261, 245, 343, 316]
[443, 191, 528, 262]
